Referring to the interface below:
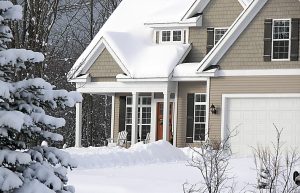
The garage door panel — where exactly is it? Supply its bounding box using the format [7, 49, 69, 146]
[226, 97, 300, 157]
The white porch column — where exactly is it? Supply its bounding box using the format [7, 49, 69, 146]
[131, 92, 139, 145]
[110, 94, 115, 141]
[163, 91, 170, 141]
[75, 102, 82, 147]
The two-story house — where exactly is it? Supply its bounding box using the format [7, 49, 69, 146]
[68, 0, 300, 156]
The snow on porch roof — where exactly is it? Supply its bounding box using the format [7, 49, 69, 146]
[69, 0, 206, 80]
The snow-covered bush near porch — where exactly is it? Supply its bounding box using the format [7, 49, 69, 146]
[0, 1, 82, 193]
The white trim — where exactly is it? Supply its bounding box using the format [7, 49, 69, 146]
[117, 77, 170, 82]
[145, 16, 202, 28]
[182, 0, 210, 20]
[171, 76, 212, 81]
[151, 93, 156, 143]
[160, 29, 185, 44]
[197, 0, 268, 72]
[193, 93, 207, 142]
[206, 78, 210, 140]
[75, 103, 82, 147]
[216, 69, 300, 76]
[238, 0, 253, 9]
[271, 18, 292, 61]
[152, 97, 176, 141]
[69, 74, 91, 83]
[76, 82, 175, 94]
[173, 82, 179, 146]
[110, 94, 115, 141]
[221, 93, 300, 141]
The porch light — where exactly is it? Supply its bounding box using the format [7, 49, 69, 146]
[210, 104, 217, 114]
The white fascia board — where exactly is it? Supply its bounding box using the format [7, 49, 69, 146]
[171, 77, 209, 81]
[117, 77, 170, 82]
[78, 39, 105, 75]
[67, 38, 105, 81]
[182, 0, 210, 20]
[196, 0, 268, 73]
[145, 16, 202, 28]
[216, 69, 300, 77]
[69, 74, 91, 83]
[75, 81, 176, 94]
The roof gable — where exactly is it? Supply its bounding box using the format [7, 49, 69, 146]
[87, 48, 124, 79]
[196, 0, 269, 73]
[68, 0, 209, 80]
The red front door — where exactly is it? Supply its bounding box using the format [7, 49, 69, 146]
[156, 102, 173, 142]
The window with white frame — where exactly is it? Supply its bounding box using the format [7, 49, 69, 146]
[161, 30, 184, 43]
[173, 30, 182, 42]
[162, 31, 171, 42]
[125, 96, 152, 142]
[272, 19, 291, 60]
[194, 93, 206, 141]
[214, 28, 228, 45]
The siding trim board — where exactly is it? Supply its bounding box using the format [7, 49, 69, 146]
[216, 69, 300, 76]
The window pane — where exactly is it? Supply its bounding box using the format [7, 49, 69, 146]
[162, 31, 171, 42]
[126, 125, 132, 141]
[194, 124, 205, 141]
[273, 40, 289, 59]
[273, 20, 290, 40]
[200, 94, 206, 102]
[141, 125, 151, 141]
[214, 28, 227, 45]
[173, 30, 182, 41]
[195, 94, 201, 102]
[126, 97, 132, 105]
[142, 97, 151, 105]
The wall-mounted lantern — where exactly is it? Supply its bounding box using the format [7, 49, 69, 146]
[210, 104, 217, 114]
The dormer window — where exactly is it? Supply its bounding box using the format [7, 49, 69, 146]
[162, 31, 171, 42]
[173, 30, 182, 42]
[158, 29, 185, 43]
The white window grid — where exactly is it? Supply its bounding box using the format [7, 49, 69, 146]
[125, 96, 152, 141]
[214, 28, 228, 45]
[194, 93, 207, 142]
[271, 19, 291, 61]
[160, 30, 184, 43]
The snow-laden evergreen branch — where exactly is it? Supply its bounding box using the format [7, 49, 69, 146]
[0, 1, 82, 192]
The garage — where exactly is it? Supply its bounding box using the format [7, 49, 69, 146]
[223, 94, 300, 157]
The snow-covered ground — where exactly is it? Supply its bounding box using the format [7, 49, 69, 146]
[65, 141, 258, 193]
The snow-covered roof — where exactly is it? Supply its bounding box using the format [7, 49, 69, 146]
[69, 0, 208, 80]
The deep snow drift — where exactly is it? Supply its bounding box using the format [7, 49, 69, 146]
[64, 141, 188, 169]
[66, 141, 260, 193]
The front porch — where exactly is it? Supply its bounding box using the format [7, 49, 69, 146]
[74, 81, 179, 147]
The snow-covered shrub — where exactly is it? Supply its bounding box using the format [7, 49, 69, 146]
[253, 125, 300, 193]
[0, 1, 82, 192]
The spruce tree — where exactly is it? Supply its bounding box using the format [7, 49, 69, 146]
[0, 1, 82, 192]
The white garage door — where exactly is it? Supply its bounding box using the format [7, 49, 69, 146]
[225, 96, 300, 157]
